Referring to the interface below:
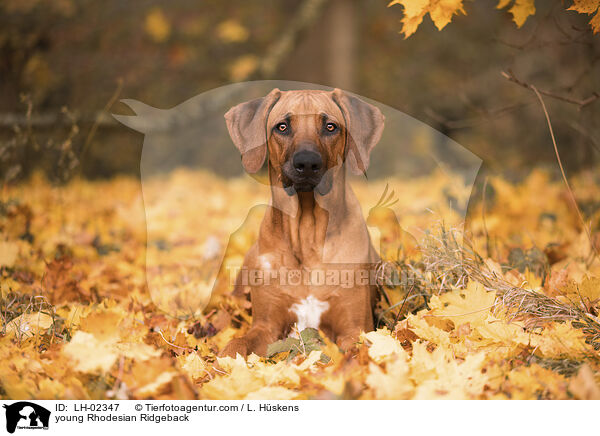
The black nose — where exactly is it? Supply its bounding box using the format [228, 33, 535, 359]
[292, 150, 323, 175]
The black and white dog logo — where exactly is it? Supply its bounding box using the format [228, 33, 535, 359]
[3, 402, 50, 433]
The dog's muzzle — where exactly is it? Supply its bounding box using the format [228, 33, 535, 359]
[282, 149, 327, 194]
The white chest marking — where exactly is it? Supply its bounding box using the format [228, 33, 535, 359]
[258, 255, 272, 270]
[289, 296, 329, 335]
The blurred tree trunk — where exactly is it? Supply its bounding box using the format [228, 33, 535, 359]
[327, 0, 356, 91]
[280, 0, 357, 91]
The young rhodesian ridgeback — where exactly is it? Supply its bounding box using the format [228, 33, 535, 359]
[221, 88, 385, 357]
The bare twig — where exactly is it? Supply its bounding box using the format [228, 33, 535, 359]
[79, 78, 123, 163]
[154, 327, 194, 352]
[501, 70, 600, 109]
[501, 69, 598, 263]
[529, 85, 598, 263]
[481, 177, 492, 258]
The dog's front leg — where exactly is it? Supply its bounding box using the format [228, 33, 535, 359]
[329, 286, 375, 351]
[220, 285, 291, 357]
[220, 321, 281, 357]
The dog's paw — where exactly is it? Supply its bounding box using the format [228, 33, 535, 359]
[337, 335, 360, 353]
[219, 337, 248, 358]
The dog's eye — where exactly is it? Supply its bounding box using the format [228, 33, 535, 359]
[276, 122, 288, 133]
[325, 123, 337, 132]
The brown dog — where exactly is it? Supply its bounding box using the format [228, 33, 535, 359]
[221, 88, 385, 357]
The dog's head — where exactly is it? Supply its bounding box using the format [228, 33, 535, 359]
[225, 89, 384, 195]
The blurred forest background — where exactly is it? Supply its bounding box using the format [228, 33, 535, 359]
[0, 0, 599, 184]
[3, 1, 600, 401]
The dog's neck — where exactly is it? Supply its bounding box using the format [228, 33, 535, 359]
[263, 164, 354, 267]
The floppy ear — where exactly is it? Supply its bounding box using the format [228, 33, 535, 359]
[224, 88, 282, 173]
[332, 89, 385, 175]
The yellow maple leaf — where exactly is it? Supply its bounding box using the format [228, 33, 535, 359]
[119, 358, 178, 398]
[202, 351, 325, 399]
[430, 0, 466, 30]
[296, 350, 324, 371]
[5, 312, 53, 337]
[428, 282, 496, 326]
[475, 314, 533, 348]
[406, 313, 452, 346]
[212, 326, 240, 350]
[177, 352, 208, 381]
[63, 327, 161, 374]
[388, 0, 428, 37]
[591, 11, 600, 33]
[114, 341, 162, 361]
[201, 355, 264, 399]
[63, 331, 119, 373]
[568, 0, 600, 14]
[498, 0, 536, 27]
[361, 328, 407, 363]
[410, 341, 489, 399]
[409, 340, 446, 382]
[388, 0, 430, 19]
[388, 0, 465, 37]
[247, 358, 301, 387]
[365, 360, 413, 399]
[532, 322, 590, 357]
[78, 309, 124, 341]
[578, 276, 600, 301]
[505, 364, 568, 399]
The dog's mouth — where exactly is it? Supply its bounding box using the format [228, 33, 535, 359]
[281, 161, 334, 196]
[282, 175, 322, 194]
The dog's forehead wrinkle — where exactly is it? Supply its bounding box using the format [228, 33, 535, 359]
[269, 90, 342, 123]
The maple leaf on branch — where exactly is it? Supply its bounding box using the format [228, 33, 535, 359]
[387, 0, 466, 38]
[388, 0, 600, 37]
[568, 0, 600, 34]
[497, 0, 536, 28]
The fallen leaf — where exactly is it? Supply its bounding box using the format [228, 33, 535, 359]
[6, 312, 53, 337]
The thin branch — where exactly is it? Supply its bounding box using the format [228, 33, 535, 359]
[80, 78, 123, 160]
[501, 70, 600, 109]
[481, 177, 492, 259]
[0, 112, 121, 128]
[529, 85, 598, 263]
[155, 327, 194, 352]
